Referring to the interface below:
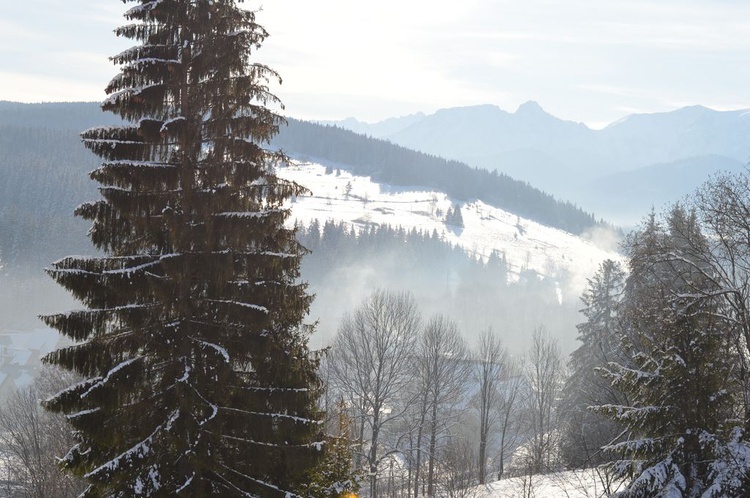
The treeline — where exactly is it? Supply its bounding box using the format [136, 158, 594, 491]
[0, 102, 599, 272]
[0, 101, 121, 131]
[0, 126, 99, 270]
[0, 102, 122, 271]
[297, 219, 508, 284]
[274, 118, 601, 235]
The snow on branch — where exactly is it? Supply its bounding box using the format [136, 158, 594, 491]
[231, 385, 311, 393]
[122, 58, 179, 72]
[606, 362, 658, 382]
[103, 84, 162, 107]
[66, 407, 102, 420]
[84, 409, 180, 480]
[185, 384, 219, 427]
[99, 160, 176, 169]
[219, 406, 323, 424]
[219, 462, 306, 498]
[204, 299, 269, 313]
[103, 259, 160, 276]
[190, 337, 230, 363]
[160, 116, 185, 134]
[217, 433, 325, 450]
[176, 358, 191, 383]
[124, 0, 164, 18]
[81, 356, 145, 399]
[45, 377, 103, 404]
[627, 458, 686, 498]
[214, 209, 283, 218]
[174, 473, 195, 494]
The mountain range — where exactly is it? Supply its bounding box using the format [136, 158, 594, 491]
[325, 102, 750, 225]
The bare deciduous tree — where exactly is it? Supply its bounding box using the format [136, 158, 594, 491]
[329, 289, 421, 498]
[494, 355, 526, 480]
[0, 367, 85, 498]
[472, 328, 505, 484]
[437, 436, 477, 498]
[525, 327, 564, 475]
[417, 315, 470, 498]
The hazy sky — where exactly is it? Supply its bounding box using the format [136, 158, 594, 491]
[3, 0, 749, 128]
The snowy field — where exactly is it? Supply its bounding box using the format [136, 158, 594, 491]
[278, 160, 622, 294]
[476, 469, 625, 498]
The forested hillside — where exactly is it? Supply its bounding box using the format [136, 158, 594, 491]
[273, 118, 601, 235]
[0, 102, 122, 269]
[0, 101, 605, 274]
[0, 126, 98, 269]
[0, 101, 603, 269]
[0, 101, 121, 131]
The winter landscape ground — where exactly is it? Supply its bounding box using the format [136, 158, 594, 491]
[278, 160, 620, 293]
[478, 469, 626, 498]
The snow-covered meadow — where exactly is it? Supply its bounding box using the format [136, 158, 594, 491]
[476, 469, 625, 498]
[279, 160, 622, 296]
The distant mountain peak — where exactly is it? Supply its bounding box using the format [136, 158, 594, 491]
[683, 104, 710, 111]
[515, 100, 547, 116]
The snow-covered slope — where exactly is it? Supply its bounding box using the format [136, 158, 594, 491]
[331, 103, 750, 225]
[476, 468, 626, 498]
[278, 161, 621, 291]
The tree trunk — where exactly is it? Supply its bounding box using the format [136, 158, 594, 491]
[427, 401, 438, 498]
[478, 433, 487, 484]
[370, 411, 381, 498]
[413, 390, 428, 498]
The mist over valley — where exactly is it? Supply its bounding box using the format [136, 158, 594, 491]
[0, 99, 741, 387]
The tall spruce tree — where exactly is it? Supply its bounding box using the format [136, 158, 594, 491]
[41, 1, 323, 496]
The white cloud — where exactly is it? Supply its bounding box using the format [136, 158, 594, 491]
[3, 0, 750, 127]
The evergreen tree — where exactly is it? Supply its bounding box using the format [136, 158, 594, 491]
[597, 206, 740, 497]
[445, 203, 464, 228]
[301, 400, 360, 498]
[559, 259, 627, 468]
[41, 1, 323, 496]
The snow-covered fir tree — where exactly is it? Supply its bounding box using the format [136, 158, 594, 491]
[300, 399, 360, 498]
[41, 1, 323, 495]
[559, 258, 627, 468]
[597, 206, 742, 497]
[445, 203, 464, 228]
